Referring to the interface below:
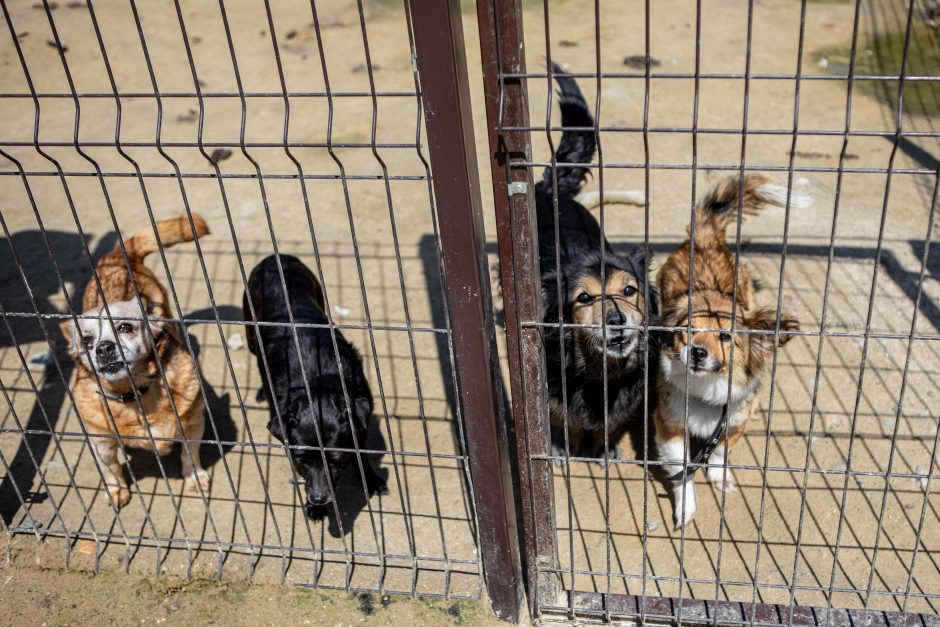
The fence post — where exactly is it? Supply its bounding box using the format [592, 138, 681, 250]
[475, 0, 560, 617]
[409, 0, 522, 622]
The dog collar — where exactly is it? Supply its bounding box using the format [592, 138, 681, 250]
[666, 402, 729, 483]
[97, 381, 152, 404]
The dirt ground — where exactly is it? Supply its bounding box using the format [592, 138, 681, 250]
[0, 0, 938, 622]
[0, 540, 497, 627]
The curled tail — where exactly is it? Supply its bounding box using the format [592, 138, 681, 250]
[693, 174, 812, 246]
[536, 63, 596, 199]
[121, 213, 210, 261]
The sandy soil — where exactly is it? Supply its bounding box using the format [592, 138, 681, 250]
[0, 539, 498, 627]
[0, 0, 938, 621]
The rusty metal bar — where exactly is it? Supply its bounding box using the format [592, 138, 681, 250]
[475, 0, 558, 618]
[409, 0, 522, 621]
[549, 591, 937, 627]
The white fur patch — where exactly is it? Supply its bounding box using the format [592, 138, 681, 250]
[756, 183, 813, 210]
[575, 189, 646, 210]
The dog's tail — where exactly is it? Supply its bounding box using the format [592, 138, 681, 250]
[692, 174, 812, 246]
[121, 213, 210, 261]
[536, 63, 596, 199]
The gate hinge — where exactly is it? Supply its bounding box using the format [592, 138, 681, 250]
[507, 181, 528, 196]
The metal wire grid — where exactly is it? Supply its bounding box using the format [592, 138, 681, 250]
[493, 0, 940, 622]
[0, 0, 483, 600]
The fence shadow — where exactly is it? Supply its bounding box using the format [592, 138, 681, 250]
[0, 230, 115, 525]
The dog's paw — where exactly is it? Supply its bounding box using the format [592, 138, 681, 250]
[184, 469, 211, 494]
[304, 502, 329, 521]
[108, 486, 131, 509]
[594, 444, 622, 468]
[550, 442, 570, 467]
[368, 475, 390, 497]
[672, 481, 698, 529]
[708, 468, 738, 494]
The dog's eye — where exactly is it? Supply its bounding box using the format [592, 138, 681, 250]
[117, 323, 133, 334]
[81, 336, 94, 349]
[623, 285, 638, 297]
[719, 332, 733, 342]
[576, 292, 592, 304]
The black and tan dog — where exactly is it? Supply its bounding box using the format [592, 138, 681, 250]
[244, 254, 387, 520]
[61, 214, 210, 508]
[537, 65, 659, 463]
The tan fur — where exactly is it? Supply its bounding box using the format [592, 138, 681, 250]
[654, 175, 802, 527]
[61, 214, 210, 508]
[570, 268, 647, 346]
[80, 214, 209, 317]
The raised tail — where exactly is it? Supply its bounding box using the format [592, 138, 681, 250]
[536, 63, 597, 199]
[121, 213, 210, 261]
[692, 174, 812, 246]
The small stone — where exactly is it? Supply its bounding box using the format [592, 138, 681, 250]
[817, 57, 829, 69]
[647, 521, 659, 532]
[209, 148, 232, 165]
[334, 305, 350, 318]
[227, 333, 244, 351]
[13, 518, 41, 533]
[915, 467, 929, 491]
[76, 539, 96, 555]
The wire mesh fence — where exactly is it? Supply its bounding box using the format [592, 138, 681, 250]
[0, 0, 487, 601]
[2, 0, 939, 625]
[480, 0, 940, 623]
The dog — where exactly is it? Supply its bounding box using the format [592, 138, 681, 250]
[537, 64, 659, 463]
[654, 174, 809, 528]
[244, 254, 388, 520]
[60, 214, 210, 508]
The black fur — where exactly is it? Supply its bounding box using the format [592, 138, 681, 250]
[537, 64, 660, 462]
[244, 254, 387, 519]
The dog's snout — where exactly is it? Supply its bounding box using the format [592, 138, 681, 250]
[308, 484, 333, 506]
[96, 341, 117, 360]
[606, 310, 626, 327]
[689, 345, 708, 363]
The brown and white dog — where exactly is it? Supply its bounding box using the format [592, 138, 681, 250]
[654, 175, 809, 528]
[60, 215, 210, 508]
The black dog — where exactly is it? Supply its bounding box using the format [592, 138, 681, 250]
[537, 65, 660, 463]
[244, 254, 387, 519]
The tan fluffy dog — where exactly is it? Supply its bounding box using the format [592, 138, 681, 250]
[654, 175, 809, 528]
[60, 215, 210, 508]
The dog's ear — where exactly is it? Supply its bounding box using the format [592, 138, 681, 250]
[745, 308, 799, 350]
[541, 269, 567, 323]
[59, 318, 75, 343]
[353, 396, 372, 434]
[143, 302, 167, 339]
[629, 246, 653, 278]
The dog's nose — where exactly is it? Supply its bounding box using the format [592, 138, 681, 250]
[606, 310, 626, 327]
[96, 341, 117, 360]
[308, 485, 333, 506]
[690, 346, 708, 363]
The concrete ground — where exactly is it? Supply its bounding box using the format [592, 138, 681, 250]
[0, 0, 938, 621]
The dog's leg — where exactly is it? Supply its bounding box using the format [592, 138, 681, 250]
[706, 426, 746, 494]
[180, 411, 210, 494]
[363, 453, 390, 497]
[586, 432, 622, 467]
[656, 432, 697, 529]
[92, 436, 130, 508]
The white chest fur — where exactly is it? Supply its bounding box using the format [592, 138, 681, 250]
[661, 355, 759, 439]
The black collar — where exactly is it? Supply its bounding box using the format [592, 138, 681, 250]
[97, 381, 152, 404]
[666, 402, 729, 483]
